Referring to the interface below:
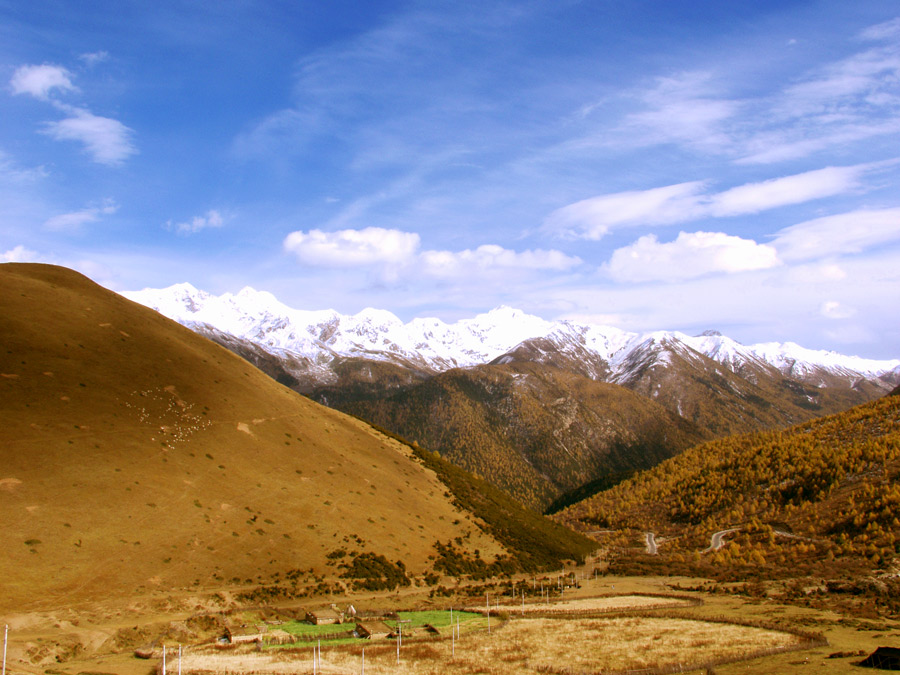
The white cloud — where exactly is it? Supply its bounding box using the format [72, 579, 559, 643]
[283, 227, 581, 282]
[10, 64, 76, 100]
[2, 245, 41, 262]
[607, 20, 900, 166]
[43, 199, 118, 231]
[606, 231, 780, 283]
[772, 207, 900, 261]
[167, 209, 224, 235]
[0, 149, 46, 183]
[738, 21, 900, 164]
[420, 244, 581, 278]
[820, 300, 855, 319]
[41, 107, 137, 166]
[79, 51, 110, 67]
[283, 227, 421, 267]
[861, 17, 900, 41]
[545, 164, 873, 239]
[708, 165, 867, 216]
[620, 72, 740, 154]
[544, 181, 707, 239]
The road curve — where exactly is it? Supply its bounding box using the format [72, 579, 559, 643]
[704, 528, 740, 553]
[645, 532, 658, 555]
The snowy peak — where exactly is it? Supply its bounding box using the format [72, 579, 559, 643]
[121, 284, 900, 387]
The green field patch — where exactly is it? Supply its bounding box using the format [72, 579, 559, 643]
[394, 609, 484, 631]
[269, 609, 486, 649]
[279, 621, 353, 639]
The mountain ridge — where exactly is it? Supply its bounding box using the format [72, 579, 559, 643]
[123, 283, 900, 390]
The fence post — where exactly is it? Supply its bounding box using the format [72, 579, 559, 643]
[3, 624, 8, 675]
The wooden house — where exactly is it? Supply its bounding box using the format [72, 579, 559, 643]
[355, 621, 393, 640]
[222, 624, 263, 644]
[305, 608, 344, 625]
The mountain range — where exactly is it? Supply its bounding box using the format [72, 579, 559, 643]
[123, 283, 900, 391]
[124, 283, 900, 510]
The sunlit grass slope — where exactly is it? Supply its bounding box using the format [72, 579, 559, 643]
[1, 264, 517, 610]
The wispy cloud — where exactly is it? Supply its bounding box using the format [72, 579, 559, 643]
[79, 51, 109, 67]
[0, 149, 47, 183]
[707, 165, 868, 216]
[545, 164, 874, 239]
[618, 72, 740, 155]
[2, 245, 42, 262]
[771, 207, 900, 261]
[9, 64, 77, 100]
[605, 231, 780, 283]
[41, 106, 137, 166]
[820, 300, 856, 319]
[43, 199, 118, 231]
[544, 182, 707, 239]
[166, 209, 225, 235]
[9, 62, 136, 166]
[602, 18, 900, 166]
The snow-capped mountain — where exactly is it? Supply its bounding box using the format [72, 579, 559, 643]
[122, 283, 900, 389]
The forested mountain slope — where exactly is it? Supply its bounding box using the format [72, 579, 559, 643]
[312, 361, 706, 510]
[558, 392, 900, 578]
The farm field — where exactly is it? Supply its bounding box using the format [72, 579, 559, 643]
[2, 573, 897, 675]
[171, 614, 808, 675]
[267, 610, 486, 647]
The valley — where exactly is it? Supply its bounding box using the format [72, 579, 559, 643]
[124, 283, 899, 511]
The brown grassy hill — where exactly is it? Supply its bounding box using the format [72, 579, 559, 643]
[557, 391, 900, 580]
[0, 263, 591, 612]
[310, 362, 707, 511]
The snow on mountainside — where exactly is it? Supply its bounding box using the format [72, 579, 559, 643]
[122, 284, 900, 386]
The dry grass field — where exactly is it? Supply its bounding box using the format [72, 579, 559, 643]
[480, 594, 697, 615]
[3, 573, 895, 675]
[166, 614, 804, 675]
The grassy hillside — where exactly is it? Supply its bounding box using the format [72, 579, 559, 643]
[0, 264, 590, 611]
[558, 392, 900, 579]
[311, 362, 706, 510]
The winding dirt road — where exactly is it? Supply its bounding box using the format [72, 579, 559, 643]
[704, 528, 740, 553]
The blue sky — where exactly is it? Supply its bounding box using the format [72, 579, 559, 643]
[2, 1, 899, 358]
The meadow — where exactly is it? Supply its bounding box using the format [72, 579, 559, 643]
[165, 597, 816, 675]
